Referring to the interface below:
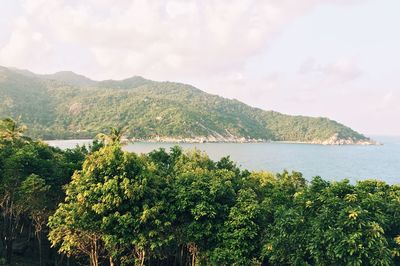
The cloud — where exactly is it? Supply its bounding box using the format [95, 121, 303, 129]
[375, 91, 400, 112]
[0, 0, 362, 80]
[299, 57, 362, 83]
[0, 16, 53, 69]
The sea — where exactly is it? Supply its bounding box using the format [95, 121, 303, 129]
[46, 136, 400, 184]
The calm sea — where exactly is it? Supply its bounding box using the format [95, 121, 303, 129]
[46, 136, 400, 184]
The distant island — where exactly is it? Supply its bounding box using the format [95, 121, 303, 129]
[0, 66, 376, 145]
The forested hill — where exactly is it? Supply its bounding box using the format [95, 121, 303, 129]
[0, 66, 373, 144]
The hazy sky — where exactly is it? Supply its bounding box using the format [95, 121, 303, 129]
[1, 0, 399, 136]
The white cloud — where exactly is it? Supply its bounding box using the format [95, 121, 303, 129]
[0, 15, 53, 69]
[0, 0, 361, 80]
[299, 57, 362, 84]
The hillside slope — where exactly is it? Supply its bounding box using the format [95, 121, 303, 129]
[0, 66, 374, 144]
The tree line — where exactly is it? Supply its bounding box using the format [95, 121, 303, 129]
[0, 118, 399, 265]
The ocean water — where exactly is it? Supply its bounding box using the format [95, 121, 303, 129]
[46, 136, 400, 184]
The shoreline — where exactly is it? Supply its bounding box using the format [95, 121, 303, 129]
[45, 138, 381, 146]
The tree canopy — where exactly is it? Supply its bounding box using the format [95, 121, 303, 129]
[0, 118, 398, 265]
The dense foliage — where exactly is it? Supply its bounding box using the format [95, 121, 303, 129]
[0, 118, 398, 265]
[0, 118, 89, 265]
[0, 66, 368, 143]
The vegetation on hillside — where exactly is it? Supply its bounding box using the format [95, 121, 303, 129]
[0, 66, 370, 143]
[0, 118, 398, 265]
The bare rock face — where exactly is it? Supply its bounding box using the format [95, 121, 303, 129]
[319, 133, 378, 145]
[68, 102, 83, 115]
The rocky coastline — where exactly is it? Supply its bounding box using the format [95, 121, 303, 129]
[131, 134, 379, 145]
[131, 136, 266, 144]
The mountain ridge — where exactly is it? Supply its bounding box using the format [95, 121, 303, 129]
[0, 66, 375, 145]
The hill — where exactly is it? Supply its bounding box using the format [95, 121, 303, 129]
[0, 66, 374, 144]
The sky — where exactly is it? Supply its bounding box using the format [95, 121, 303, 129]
[0, 0, 399, 136]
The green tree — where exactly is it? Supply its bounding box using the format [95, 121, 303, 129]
[48, 145, 121, 266]
[17, 174, 50, 266]
[96, 127, 127, 146]
[0, 119, 87, 265]
[0, 118, 29, 142]
[263, 177, 396, 265]
[49, 140, 174, 265]
[172, 150, 237, 265]
[212, 188, 263, 265]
